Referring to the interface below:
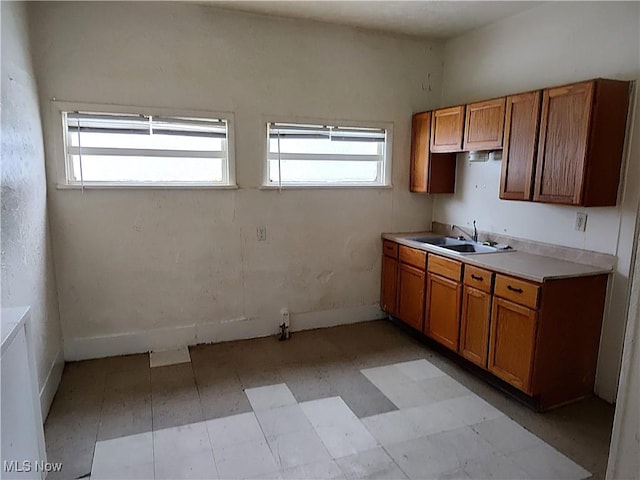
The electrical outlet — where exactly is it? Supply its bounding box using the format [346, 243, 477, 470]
[257, 226, 267, 241]
[575, 212, 588, 232]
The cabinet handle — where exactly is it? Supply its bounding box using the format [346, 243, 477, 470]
[471, 274, 484, 282]
[507, 285, 523, 293]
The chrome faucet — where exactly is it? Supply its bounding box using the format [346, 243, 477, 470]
[452, 221, 478, 243]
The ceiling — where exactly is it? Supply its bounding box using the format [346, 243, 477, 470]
[203, 1, 543, 39]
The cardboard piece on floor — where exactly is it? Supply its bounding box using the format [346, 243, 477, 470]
[149, 346, 191, 368]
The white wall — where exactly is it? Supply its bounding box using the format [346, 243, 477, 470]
[28, 2, 443, 357]
[1, 1, 64, 416]
[437, 2, 640, 401]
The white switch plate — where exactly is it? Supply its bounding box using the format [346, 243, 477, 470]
[575, 212, 588, 232]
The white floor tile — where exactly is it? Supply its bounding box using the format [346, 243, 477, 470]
[255, 404, 314, 438]
[92, 432, 154, 479]
[335, 447, 407, 480]
[154, 421, 217, 479]
[267, 428, 332, 469]
[300, 396, 359, 428]
[471, 416, 543, 455]
[214, 438, 278, 479]
[361, 365, 413, 389]
[150, 347, 191, 367]
[505, 443, 591, 479]
[245, 383, 297, 411]
[393, 359, 446, 381]
[463, 453, 529, 479]
[280, 459, 345, 480]
[206, 412, 265, 450]
[381, 376, 471, 409]
[402, 402, 466, 437]
[440, 394, 505, 426]
[424, 425, 496, 463]
[385, 435, 463, 479]
[362, 410, 424, 446]
[314, 422, 379, 459]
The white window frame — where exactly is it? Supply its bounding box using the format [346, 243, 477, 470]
[261, 116, 393, 188]
[52, 101, 236, 189]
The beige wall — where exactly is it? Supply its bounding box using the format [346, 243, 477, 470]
[437, 1, 640, 402]
[29, 2, 443, 358]
[1, 1, 64, 416]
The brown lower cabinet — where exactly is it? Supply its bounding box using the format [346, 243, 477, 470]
[380, 239, 609, 410]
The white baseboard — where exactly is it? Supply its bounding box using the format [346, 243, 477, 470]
[39, 347, 64, 421]
[63, 304, 385, 361]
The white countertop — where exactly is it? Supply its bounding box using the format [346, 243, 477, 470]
[383, 232, 611, 283]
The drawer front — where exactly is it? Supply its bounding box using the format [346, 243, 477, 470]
[463, 265, 494, 293]
[399, 245, 427, 270]
[383, 240, 399, 258]
[495, 274, 539, 309]
[427, 254, 462, 281]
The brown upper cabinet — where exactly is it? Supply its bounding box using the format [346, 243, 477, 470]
[410, 112, 456, 194]
[463, 98, 506, 151]
[430, 106, 465, 153]
[534, 79, 630, 206]
[500, 91, 542, 201]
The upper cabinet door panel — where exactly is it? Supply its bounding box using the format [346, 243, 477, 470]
[500, 91, 541, 201]
[410, 112, 431, 193]
[463, 98, 506, 151]
[431, 106, 465, 153]
[534, 82, 594, 205]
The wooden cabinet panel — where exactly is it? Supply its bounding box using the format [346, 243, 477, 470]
[397, 263, 426, 331]
[383, 240, 398, 258]
[427, 254, 462, 282]
[399, 245, 427, 270]
[495, 274, 539, 309]
[380, 255, 398, 316]
[431, 106, 465, 153]
[463, 98, 505, 151]
[534, 79, 630, 206]
[410, 112, 457, 194]
[500, 91, 541, 201]
[488, 297, 537, 393]
[424, 273, 462, 351]
[463, 265, 494, 294]
[460, 286, 492, 367]
[534, 82, 593, 205]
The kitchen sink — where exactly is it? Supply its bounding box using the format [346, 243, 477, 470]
[407, 236, 506, 255]
[440, 243, 499, 254]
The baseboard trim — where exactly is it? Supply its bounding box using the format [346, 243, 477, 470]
[39, 347, 64, 421]
[63, 305, 385, 361]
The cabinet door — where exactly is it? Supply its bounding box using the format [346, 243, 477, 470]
[431, 106, 465, 153]
[397, 263, 426, 331]
[488, 297, 537, 393]
[410, 112, 456, 193]
[534, 82, 593, 205]
[460, 286, 492, 367]
[500, 91, 541, 201]
[424, 273, 462, 351]
[463, 98, 505, 151]
[380, 255, 398, 316]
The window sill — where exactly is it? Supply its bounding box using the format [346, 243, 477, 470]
[259, 184, 393, 190]
[56, 183, 239, 190]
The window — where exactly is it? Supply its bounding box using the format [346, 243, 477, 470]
[265, 121, 391, 187]
[62, 111, 234, 186]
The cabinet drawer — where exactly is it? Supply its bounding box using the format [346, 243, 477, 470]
[399, 245, 426, 270]
[383, 240, 399, 258]
[464, 265, 494, 293]
[427, 255, 462, 281]
[495, 274, 539, 309]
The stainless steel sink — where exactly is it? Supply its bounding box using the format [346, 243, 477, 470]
[407, 236, 505, 255]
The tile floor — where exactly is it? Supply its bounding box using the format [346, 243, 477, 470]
[44, 320, 614, 479]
